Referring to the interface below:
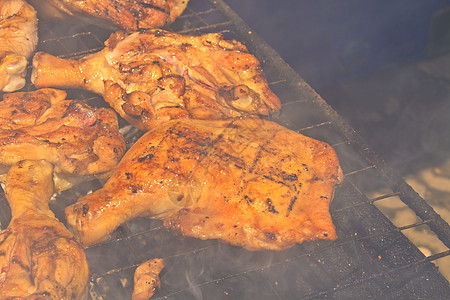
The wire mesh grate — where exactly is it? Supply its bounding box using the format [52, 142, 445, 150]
[0, 0, 449, 298]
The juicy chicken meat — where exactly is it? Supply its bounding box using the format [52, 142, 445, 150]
[0, 0, 38, 92]
[0, 160, 89, 299]
[31, 30, 281, 130]
[45, 0, 189, 31]
[0, 88, 126, 191]
[66, 118, 343, 250]
[132, 258, 165, 300]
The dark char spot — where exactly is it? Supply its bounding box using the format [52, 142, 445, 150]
[265, 232, 276, 240]
[266, 198, 279, 214]
[82, 204, 89, 216]
[138, 153, 154, 162]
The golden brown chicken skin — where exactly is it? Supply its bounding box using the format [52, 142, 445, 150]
[66, 118, 342, 250]
[45, 0, 189, 31]
[0, 160, 89, 299]
[32, 30, 281, 130]
[0, 0, 38, 92]
[0, 88, 126, 190]
[132, 258, 165, 300]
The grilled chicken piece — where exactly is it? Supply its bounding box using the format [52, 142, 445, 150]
[32, 30, 281, 130]
[132, 258, 165, 300]
[0, 88, 126, 191]
[0, 160, 89, 299]
[66, 118, 342, 250]
[0, 0, 38, 92]
[44, 0, 189, 31]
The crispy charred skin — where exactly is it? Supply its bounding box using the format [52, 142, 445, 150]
[45, 0, 189, 31]
[0, 88, 126, 191]
[32, 30, 281, 130]
[66, 118, 342, 250]
[0, 160, 89, 299]
[0, 0, 38, 92]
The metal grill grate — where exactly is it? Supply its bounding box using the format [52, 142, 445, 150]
[0, 0, 449, 298]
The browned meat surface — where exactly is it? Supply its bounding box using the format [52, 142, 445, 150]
[66, 118, 342, 250]
[45, 0, 189, 31]
[31, 30, 281, 130]
[0, 88, 126, 191]
[0, 160, 89, 299]
[132, 258, 165, 300]
[0, 0, 38, 92]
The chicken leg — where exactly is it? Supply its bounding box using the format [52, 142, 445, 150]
[0, 0, 38, 92]
[32, 30, 281, 130]
[66, 118, 342, 250]
[0, 160, 89, 299]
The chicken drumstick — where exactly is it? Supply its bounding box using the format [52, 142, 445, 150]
[0, 160, 89, 299]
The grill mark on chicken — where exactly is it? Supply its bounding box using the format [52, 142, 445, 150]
[216, 122, 257, 161]
[248, 141, 272, 173]
[189, 123, 249, 184]
[164, 122, 229, 186]
[283, 173, 298, 181]
[10, 255, 29, 272]
[287, 196, 298, 217]
[266, 198, 279, 214]
[138, 2, 168, 14]
[138, 153, 154, 162]
[3, 13, 17, 21]
[192, 122, 303, 217]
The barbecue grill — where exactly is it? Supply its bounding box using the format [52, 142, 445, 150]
[1, 0, 449, 298]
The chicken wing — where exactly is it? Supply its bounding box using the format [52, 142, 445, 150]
[0, 0, 38, 92]
[66, 118, 342, 250]
[0, 88, 126, 191]
[44, 0, 189, 31]
[0, 160, 89, 299]
[31, 30, 281, 130]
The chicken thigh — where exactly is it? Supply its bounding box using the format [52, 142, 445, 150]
[0, 0, 38, 92]
[32, 30, 281, 130]
[0, 88, 126, 191]
[0, 160, 89, 299]
[44, 0, 189, 31]
[66, 118, 342, 250]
